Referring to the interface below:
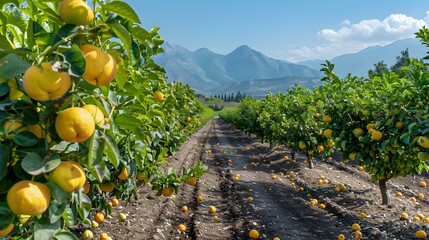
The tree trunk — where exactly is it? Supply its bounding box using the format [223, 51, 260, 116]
[379, 178, 391, 205]
[269, 140, 275, 149]
[307, 152, 314, 169]
[291, 150, 296, 160]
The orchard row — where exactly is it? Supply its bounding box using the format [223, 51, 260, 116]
[220, 26, 429, 206]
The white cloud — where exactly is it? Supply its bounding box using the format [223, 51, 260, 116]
[288, 12, 429, 62]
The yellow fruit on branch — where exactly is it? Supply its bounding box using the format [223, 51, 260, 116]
[371, 130, 382, 141]
[23, 62, 71, 102]
[59, 0, 94, 25]
[99, 182, 115, 193]
[55, 107, 95, 142]
[137, 171, 147, 181]
[118, 166, 129, 180]
[186, 177, 197, 186]
[0, 224, 13, 237]
[322, 115, 331, 123]
[162, 186, 174, 197]
[395, 121, 404, 129]
[153, 91, 165, 102]
[83, 181, 90, 194]
[418, 136, 429, 148]
[7, 180, 50, 216]
[81, 44, 117, 86]
[316, 145, 324, 152]
[185, 116, 191, 123]
[323, 129, 332, 137]
[353, 128, 364, 136]
[83, 104, 105, 127]
[298, 141, 306, 150]
[3, 120, 25, 138]
[50, 161, 86, 192]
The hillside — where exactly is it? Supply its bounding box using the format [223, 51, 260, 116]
[154, 43, 322, 94]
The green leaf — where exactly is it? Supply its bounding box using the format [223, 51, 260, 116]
[47, 182, 71, 205]
[0, 203, 14, 230]
[132, 26, 149, 42]
[87, 130, 105, 182]
[0, 53, 31, 78]
[21, 153, 60, 176]
[35, 32, 61, 50]
[103, 133, 120, 168]
[115, 114, 142, 130]
[53, 231, 79, 240]
[115, 65, 128, 89]
[6, 4, 27, 32]
[33, 220, 61, 240]
[103, 1, 140, 23]
[0, 83, 8, 97]
[13, 131, 39, 146]
[63, 43, 85, 77]
[108, 22, 131, 52]
[48, 200, 67, 224]
[0, 144, 9, 180]
[23, 108, 40, 125]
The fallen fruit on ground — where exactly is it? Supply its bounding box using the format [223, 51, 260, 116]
[416, 230, 427, 239]
[181, 205, 188, 213]
[208, 206, 216, 213]
[249, 229, 260, 239]
[177, 224, 186, 232]
[7, 180, 51, 216]
[351, 223, 361, 231]
[82, 229, 94, 240]
[118, 213, 127, 222]
[94, 212, 105, 224]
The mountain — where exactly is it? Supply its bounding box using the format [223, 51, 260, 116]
[298, 38, 428, 77]
[155, 43, 322, 94]
[210, 76, 322, 98]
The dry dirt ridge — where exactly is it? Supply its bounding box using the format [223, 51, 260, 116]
[87, 116, 429, 240]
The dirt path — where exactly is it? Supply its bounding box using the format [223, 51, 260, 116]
[91, 117, 429, 240]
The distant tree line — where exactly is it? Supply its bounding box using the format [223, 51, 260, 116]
[368, 49, 428, 78]
[209, 91, 247, 102]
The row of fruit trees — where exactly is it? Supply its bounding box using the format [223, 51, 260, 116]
[220, 26, 429, 206]
[0, 0, 208, 239]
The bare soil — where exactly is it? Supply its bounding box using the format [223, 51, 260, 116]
[88, 117, 429, 239]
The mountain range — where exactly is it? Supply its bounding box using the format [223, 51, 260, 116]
[155, 38, 428, 98]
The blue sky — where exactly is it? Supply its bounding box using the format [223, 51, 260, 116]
[125, 1, 429, 62]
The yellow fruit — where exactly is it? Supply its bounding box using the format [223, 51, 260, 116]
[153, 91, 165, 102]
[298, 141, 306, 150]
[395, 121, 404, 129]
[400, 212, 409, 219]
[3, 120, 25, 137]
[413, 215, 420, 222]
[353, 128, 364, 136]
[55, 107, 95, 142]
[197, 195, 203, 202]
[162, 187, 174, 197]
[137, 171, 147, 181]
[186, 116, 191, 123]
[118, 166, 129, 180]
[213, 215, 219, 221]
[359, 213, 367, 219]
[358, 166, 364, 171]
[396, 192, 403, 197]
[319, 203, 326, 209]
[23, 62, 71, 102]
[59, 0, 94, 25]
[366, 123, 375, 131]
[208, 206, 216, 214]
[316, 145, 324, 152]
[322, 115, 331, 123]
[28, 124, 52, 142]
[323, 129, 332, 137]
[111, 198, 119, 207]
[81, 44, 117, 86]
[99, 182, 115, 193]
[418, 193, 425, 199]
[354, 231, 362, 238]
[249, 229, 260, 239]
[83, 104, 105, 127]
[82, 229, 94, 240]
[337, 234, 345, 240]
[100, 233, 109, 240]
[416, 230, 427, 239]
[5, 78, 24, 99]
[181, 205, 188, 213]
[83, 181, 90, 194]
[371, 130, 382, 140]
[118, 213, 127, 222]
[7, 180, 50, 216]
[91, 220, 99, 228]
[351, 223, 361, 231]
[177, 224, 186, 232]
[349, 152, 356, 161]
[94, 212, 104, 223]
[18, 214, 31, 224]
[187, 177, 197, 186]
[0, 224, 13, 237]
[419, 181, 427, 187]
[50, 161, 86, 192]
